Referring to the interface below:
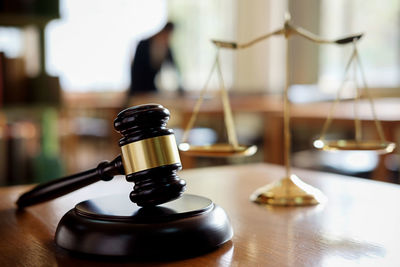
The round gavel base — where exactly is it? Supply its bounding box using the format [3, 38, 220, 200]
[55, 194, 233, 259]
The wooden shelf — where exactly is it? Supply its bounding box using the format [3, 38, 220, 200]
[0, 13, 59, 27]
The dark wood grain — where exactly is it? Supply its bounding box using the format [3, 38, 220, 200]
[2, 163, 400, 266]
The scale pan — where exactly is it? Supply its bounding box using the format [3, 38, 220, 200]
[179, 143, 257, 157]
[313, 139, 396, 154]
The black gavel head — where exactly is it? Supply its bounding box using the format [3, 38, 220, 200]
[114, 104, 186, 207]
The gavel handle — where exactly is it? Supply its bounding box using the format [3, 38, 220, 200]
[16, 156, 124, 209]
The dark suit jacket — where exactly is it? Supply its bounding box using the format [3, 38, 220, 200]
[129, 39, 174, 95]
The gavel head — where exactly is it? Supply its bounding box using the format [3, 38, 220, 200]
[114, 104, 186, 207]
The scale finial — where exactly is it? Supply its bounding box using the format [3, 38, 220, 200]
[284, 12, 291, 22]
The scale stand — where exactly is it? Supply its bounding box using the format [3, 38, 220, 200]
[209, 13, 369, 206]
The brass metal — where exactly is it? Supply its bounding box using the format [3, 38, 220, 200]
[249, 175, 326, 206]
[246, 13, 331, 206]
[179, 49, 256, 158]
[179, 143, 257, 157]
[221, 12, 394, 206]
[314, 139, 396, 154]
[213, 12, 363, 206]
[314, 41, 396, 155]
[121, 135, 181, 174]
[187, 12, 386, 206]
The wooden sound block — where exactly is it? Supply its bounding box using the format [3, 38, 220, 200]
[55, 194, 233, 259]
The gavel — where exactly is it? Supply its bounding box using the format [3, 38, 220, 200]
[17, 104, 186, 208]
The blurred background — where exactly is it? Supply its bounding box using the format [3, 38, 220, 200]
[0, 0, 399, 186]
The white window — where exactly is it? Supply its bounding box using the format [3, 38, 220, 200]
[319, 0, 400, 91]
[45, 0, 235, 92]
[46, 0, 168, 92]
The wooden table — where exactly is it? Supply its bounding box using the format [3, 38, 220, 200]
[1, 163, 400, 266]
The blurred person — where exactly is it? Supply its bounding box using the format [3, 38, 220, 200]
[129, 22, 181, 95]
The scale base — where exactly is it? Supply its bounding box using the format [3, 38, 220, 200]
[55, 194, 233, 259]
[250, 174, 326, 206]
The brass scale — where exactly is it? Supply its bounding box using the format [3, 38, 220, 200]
[178, 14, 396, 206]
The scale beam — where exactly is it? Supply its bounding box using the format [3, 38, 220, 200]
[212, 16, 363, 50]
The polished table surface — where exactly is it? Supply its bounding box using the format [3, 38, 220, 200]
[1, 163, 400, 266]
